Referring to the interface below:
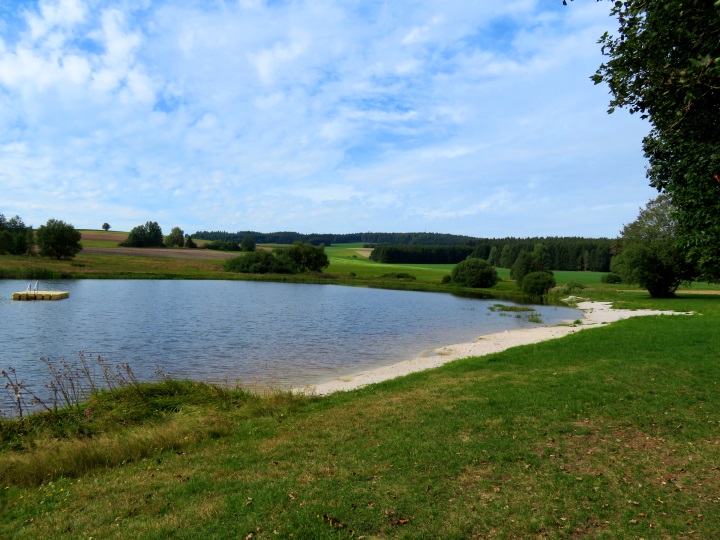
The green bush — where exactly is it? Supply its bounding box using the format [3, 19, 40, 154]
[381, 272, 417, 280]
[451, 258, 498, 288]
[121, 221, 164, 248]
[521, 271, 556, 297]
[224, 251, 299, 274]
[602, 272, 622, 284]
[510, 251, 550, 287]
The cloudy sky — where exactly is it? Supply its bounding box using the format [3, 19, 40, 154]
[0, 0, 656, 238]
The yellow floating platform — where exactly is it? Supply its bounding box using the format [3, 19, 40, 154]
[12, 291, 70, 301]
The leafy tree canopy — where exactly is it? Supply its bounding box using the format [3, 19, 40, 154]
[521, 271, 557, 298]
[165, 226, 185, 248]
[0, 213, 31, 255]
[510, 251, 551, 288]
[592, 0, 720, 280]
[279, 242, 329, 273]
[451, 258, 499, 289]
[611, 195, 697, 297]
[241, 234, 256, 252]
[121, 221, 164, 248]
[35, 218, 82, 260]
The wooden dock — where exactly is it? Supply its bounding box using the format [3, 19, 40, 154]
[12, 291, 70, 301]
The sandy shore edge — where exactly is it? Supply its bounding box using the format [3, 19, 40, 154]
[300, 300, 692, 396]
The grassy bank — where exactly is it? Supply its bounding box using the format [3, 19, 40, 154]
[1, 286, 719, 538]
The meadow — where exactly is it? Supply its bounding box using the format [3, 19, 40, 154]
[1, 233, 719, 538]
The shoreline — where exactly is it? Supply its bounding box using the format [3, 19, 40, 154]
[304, 300, 692, 396]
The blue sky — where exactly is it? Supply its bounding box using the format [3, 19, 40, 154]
[0, 0, 656, 238]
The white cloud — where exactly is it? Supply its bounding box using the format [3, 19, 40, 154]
[0, 0, 654, 237]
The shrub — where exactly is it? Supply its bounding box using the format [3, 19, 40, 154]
[381, 272, 417, 280]
[510, 251, 550, 287]
[441, 275, 451, 284]
[451, 258, 499, 288]
[278, 242, 329, 272]
[521, 271, 557, 297]
[602, 272, 622, 284]
[224, 251, 298, 274]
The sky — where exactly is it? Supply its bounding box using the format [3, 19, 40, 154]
[0, 0, 658, 238]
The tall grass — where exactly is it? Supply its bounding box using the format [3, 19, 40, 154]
[0, 354, 315, 486]
[0, 268, 67, 279]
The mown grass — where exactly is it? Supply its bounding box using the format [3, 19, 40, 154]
[1, 284, 719, 537]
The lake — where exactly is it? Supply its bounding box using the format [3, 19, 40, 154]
[0, 280, 579, 408]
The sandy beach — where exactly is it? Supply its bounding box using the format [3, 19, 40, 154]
[305, 300, 692, 395]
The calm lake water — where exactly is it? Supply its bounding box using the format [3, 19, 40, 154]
[0, 280, 579, 405]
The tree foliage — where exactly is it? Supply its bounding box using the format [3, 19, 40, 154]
[35, 219, 82, 260]
[121, 221, 164, 248]
[611, 195, 697, 297]
[225, 251, 297, 274]
[279, 242, 329, 273]
[0, 213, 31, 255]
[450, 258, 499, 288]
[521, 272, 557, 298]
[593, 0, 720, 280]
[225, 242, 328, 274]
[165, 227, 185, 248]
[510, 251, 552, 287]
[102, 223, 110, 232]
[241, 234, 257, 252]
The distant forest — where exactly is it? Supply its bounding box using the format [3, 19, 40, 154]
[369, 239, 613, 272]
[192, 231, 613, 272]
[191, 231, 480, 246]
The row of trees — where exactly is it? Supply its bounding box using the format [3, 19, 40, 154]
[0, 213, 82, 259]
[369, 238, 612, 272]
[119, 222, 201, 249]
[224, 242, 329, 274]
[194, 230, 495, 247]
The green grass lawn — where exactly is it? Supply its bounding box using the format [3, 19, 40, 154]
[1, 284, 719, 537]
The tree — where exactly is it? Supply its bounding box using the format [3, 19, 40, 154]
[121, 221, 164, 248]
[35, 219, 82, 259]
[185, 236, 197, 249]
[279, 242, 329, 272]
[241, 234, 256, 252]
[510, 251, 550, 288]
[499, 244, 512, 268]
[451, 258, 499, 288]
[225, 251, 298, 274]
[165, 226, 185, 248]
[102, 223, 111, 231]
[611, 195, 696, 297]
[521, 271, 557, 298]
[532, 243, 552, 270]
[0, 213, 30, 255]
[487, 245, 498, 266]
[592, 0, 720, 280]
